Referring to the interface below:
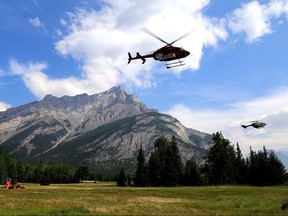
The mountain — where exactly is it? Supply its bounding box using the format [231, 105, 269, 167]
[274, 151, 288, 170]
[0, 86, 211, 172]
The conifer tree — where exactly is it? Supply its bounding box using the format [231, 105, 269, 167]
[255, 146, 269, 185]
[204, 132, 236, 185]
[147, 136, 184, 186]
[169, 136, 183, 184]
[148, 152, 161, 186]
[34, 162, 46, 183]
[75, 165, 90, 183]
[152, 137, 169, 186]
[267, 151, 287, 185]
[247, 147, 287, 185]
[183, 160, 202, 186]
[117, 168, 126, 186]
[0, 147, 9, 181]
[234, 142, 247, 184]
[40, 167, 51, 185]
[134, 145, 149, 187]
[163, 144, 176, 186]
[247, 147, 257, 185]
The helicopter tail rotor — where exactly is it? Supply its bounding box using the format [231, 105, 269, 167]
[241, 125, 248, 129]
[128, 52, 132, 64]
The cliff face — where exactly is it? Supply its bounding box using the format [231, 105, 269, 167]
[0, 86, 211, 167]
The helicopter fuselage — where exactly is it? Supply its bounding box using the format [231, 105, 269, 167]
[241, 121, 266, 129]
[153, 46, 190, 61]
[128, 45, 190, 65]
[128, 28, 191, 68]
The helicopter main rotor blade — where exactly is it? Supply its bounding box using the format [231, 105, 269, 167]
[170, 31, 192, 45]
[141, 27, 170, 45]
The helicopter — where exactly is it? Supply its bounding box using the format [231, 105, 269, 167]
[128, 27, 191, 69]
[241, 121, 266, 129]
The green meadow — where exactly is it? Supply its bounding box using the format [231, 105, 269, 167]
[0, 182, 287, 215]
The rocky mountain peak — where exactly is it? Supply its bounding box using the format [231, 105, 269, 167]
[0, 86, 211, 172]
[43, 94, 57, 101]
[0, 86, 154, 141]
[100, 86, 140, 104]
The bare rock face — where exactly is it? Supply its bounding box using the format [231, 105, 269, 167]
[0, 86, 211, 168]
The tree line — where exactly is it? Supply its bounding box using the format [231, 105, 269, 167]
[118, 132, 288, 187]
[1, 131, 287, 186]
[0, 147, 101, 185]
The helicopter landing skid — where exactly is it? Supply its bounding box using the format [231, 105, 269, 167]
[165, 59, 185, 69]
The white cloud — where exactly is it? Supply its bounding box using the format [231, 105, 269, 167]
[10, 59, 47, 76]
[9, 1, 229, 99]
[265, 0, 288, 18]
[0, 102, 11, 111]
[9, 59, 112, 99]
[54, 0, 227, 86]
[9, 0, 288, 106]
[228, 0, 288, 43]
[228, 1, 271, 43]
[29, 17, 44, 28]
[166, 86, 288, 154]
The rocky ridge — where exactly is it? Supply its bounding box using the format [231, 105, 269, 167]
[0, 86, 211, 170]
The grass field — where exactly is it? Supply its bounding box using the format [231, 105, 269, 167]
[0, 182, 287, 215]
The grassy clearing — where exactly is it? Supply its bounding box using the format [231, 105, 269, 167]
[0, 182, 287, 215]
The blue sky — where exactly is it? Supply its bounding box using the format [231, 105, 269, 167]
[1, 0, 288, 155]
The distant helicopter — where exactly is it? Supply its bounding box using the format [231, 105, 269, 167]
[241, 121, 266, 129]
[128, 27, 191, 69]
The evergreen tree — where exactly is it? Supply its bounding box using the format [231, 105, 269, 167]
[7, 160, 17, 179]
[247, 147, 257, 185]
[16, 160, 24, 182]
[163, 144, 177, 186]
[117, 168, 126, 186]
[147, 136, 184, 186]
[0, 159, 7, 182]
[154, 137, 169, 171]
[148, 137, 169, 186]
[148, 152, 161, 186]
[75, 165, 90, 183]
[247, 147, 287, 185]
[34, 162, 46, 183]
[23, 163, 34, 182]
[256, 146, 269, 186]
[134, 145, 149, 187]
[126, 174, 132, 187]
[161, 136, 183, 186]
[50, 164, 74, 183]
[267, 151, 287, 185]
[204, 132, 236, 185]
[183, 160, 202, 186]
[40, 167, 51, 185]
[0, 147, 9, 182]
[169, 136, 183, 185]
[234, 142, 247, 184]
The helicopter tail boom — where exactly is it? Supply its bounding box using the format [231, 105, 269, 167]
[128, 52, 152, 64]
[136, 52, 146, 64]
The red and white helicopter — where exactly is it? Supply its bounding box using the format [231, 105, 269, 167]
[128, 28, 191, 69]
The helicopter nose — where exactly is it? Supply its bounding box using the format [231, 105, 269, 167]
[185, 50, 190, 56]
